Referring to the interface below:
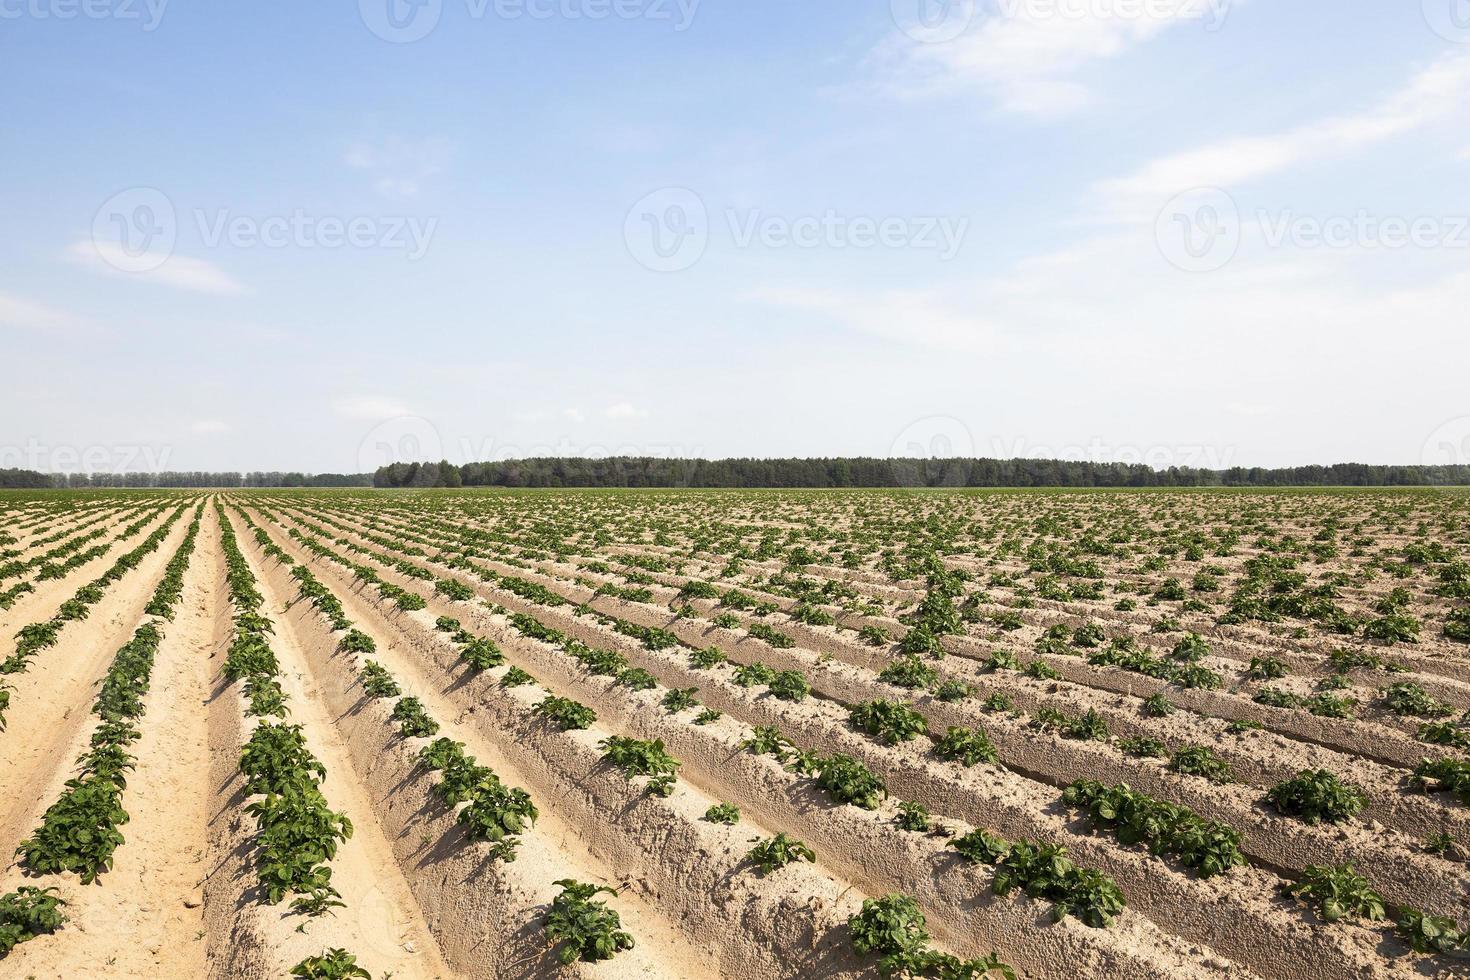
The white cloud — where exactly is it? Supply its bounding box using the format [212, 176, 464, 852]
[67, 241, 246, 295]
[750, 286, 1002, 354]
[1096, 51, 1470, 219]
[512, 409, 550, 423]
[333, 396, 414, 420]
[345, 135, 451, 199]
[562, 408, 587, 423]
[873, 0, 1235, 116]
[0, 291, 90, 334]
[604, 403, 650, 420]
[190, 419, 232, 434]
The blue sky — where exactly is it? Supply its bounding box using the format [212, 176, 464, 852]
[3, 0, 1469, 474]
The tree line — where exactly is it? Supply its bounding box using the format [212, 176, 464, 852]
[0, 470, 372, 489]
[372, 457, 1470, 489]
[6, 458, 1469, 491]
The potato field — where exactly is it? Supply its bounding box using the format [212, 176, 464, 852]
[1, 487, 1469, 979]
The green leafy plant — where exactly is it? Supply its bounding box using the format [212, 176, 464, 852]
[543, 880, 635, 964]
[1285, 863, 1385, 923]
[895, 801, 932, 832]
[536, 695, 596, 731]
[290, 948, 372, 979]
[1265, 770, 1366, 824]
[746, 832, 815, 873]
[0, 886, 67, 956]
[932, 726, 999, 767]
[704, 803, 740, 825]
[850, 699, 928, 745]
[1169, 745, 1234, 784]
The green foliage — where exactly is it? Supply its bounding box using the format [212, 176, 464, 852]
[767, 669, 811, 702]
[1265, 770, 1366, 824]
[895, 801, 932, 832]
[1168, 745, 1234, 784]
[1382, 682, 1451, 718]
[1246, 656, 1288, 680]
[850, 699, 929, 745]
[290, 949, 372, 979]
[1408, 757, 1470, 805]
[500, 666, 534, 687]
[1285, 864, 1385, 923]
[359, 661, 400, 699]
[815, 754, 887, 809]
[746, 832, 816, 873]
[990, 842, 1126, 928]
[1063, 780, 1246, 878]
[0, 886, 67, 956]
[544, 880, 635, 964]
[704, 803, 740, 825]
[880, 656, 939, 689]
[848, 893, 1015, 980]
[949, 828, 1012, 865]
[1395, 907, 1466, 954]
[1142, 692, 1176, 717]
[536, 695, 597, 731]
[1118, 736, 1168, 758]
[391, 697, 439, 738]
[600, 736, 679, 792]
[932, 726, 999, 767]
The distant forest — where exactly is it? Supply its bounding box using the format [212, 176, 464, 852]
[5, 458, 1469, 491]
[371, 457, 1470, 489]
[0, 469, 371, 489]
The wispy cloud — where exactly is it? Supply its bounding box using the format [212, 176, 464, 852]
[189, 418, 232, 434]
[1096, 51, 1470, 219]
[873, 0, 1235, 116]
[67, 241, 246, 295]
[0, 291, 92, 335]
[750, 285, 1002, 354]
[603, 402, 649, 420]
[345, 135, 452, 199]
[333, 396, 413, 420]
